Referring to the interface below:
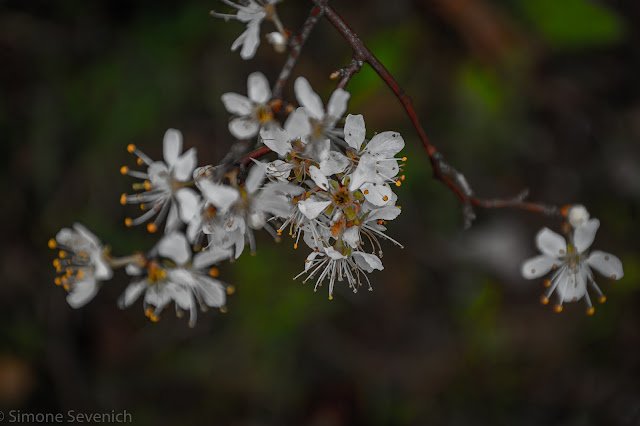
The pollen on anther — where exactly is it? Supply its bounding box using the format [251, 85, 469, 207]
[293, 243, 298, 250]
[124, 217, 133, 227]
[540, 295, 549, 305]
[395, 180, 401, 187]
[143, 180, 152, 191]
[54, 277, 62, 286]
[58, 250, 67, 259]
[48, 238, 57, 249]
[599, 295, 607, 304]
[147, 223, 158, 233]
[120, 193, 127, 205]
[220, 306, 228, 314]
[363, 189, 369, 195]
[586, 307, 595, 316]
[543, 279, 551, 288]
[328, 294, 333, 301]
[209, 267, 219, 278]
[553, 305, 563, 313]
[127, 144, 136, 153]
[401, 156, 408, 162]
[226, 285, 235, 295]
[136, 158, 144, 166]
[120, 166, 129, 175]
[382, 195, 389, 202]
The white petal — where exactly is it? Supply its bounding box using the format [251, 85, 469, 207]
[245, 161, 267, 194]
[163, 128, 183, 166]
[320, 151, 349, 175]
[260, 126, 292, 157]
[326, 88, 350, 125]
[175, 188, 200, 223]
[305, 251, 321, 271]
[535, 227, 567, 258]
[92, 257, 113, 281]
[587, 250, 624, 280]
[166, 281, 193, 310]
[221, 93, 253, 115]
[309, 165, 329, 190]
[157, 232, 191, 265]
[366, 131, 405, 157]
[284, 107, 311, 139]
[294, 77, 324, 120]
[520, 255, 559, 279]
[324, 247, 346, 260]
[193, 247, 231, 269]
[557, 268, 587, 303]
[72, 223, 101, 248]
[196, 277, 226, 307]
[568, 205, 590, 228]
[147, 161, 170, 189]
[164, 203, 181, 232]
[67, 279, 99, 308]
[344, 114, 366, 150]
[353, 252, 383, 272]
[298, 198, 331, 220]
[349, 154, 376, 191]
[229, 117, 260, 139]
[247, 71, 271, 104]
[366, 206, 401, 222]
[119, 280, 147, 308]
[574, 218, 600, 254]
[361, 182, 394, 206]
[231, 22, 261, 60]
[198, 181, 239, 211]
[343, 227, 360, 248]
[172, 147, 197, 181]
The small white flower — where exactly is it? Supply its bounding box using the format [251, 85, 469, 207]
[295, 246, 383, 299]
[211, 0, 282, 60]
[521, 218, 624, 314]
[222, 72, 275, 139]
[120, 129, 200, 233]
[49, 224, 112, 308]
[120, 232, 231, 327]
[266, 31, 287, 53]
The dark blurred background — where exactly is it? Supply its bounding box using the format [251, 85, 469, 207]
[1, 0, 640, 424]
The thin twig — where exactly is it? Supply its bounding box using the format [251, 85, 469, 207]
[272, 1, 326, 99]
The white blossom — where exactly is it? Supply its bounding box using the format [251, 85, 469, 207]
[120, 232, 231, 326]
[120, 129, 200, 233]
[211, 0, 283, 60]
[49, 224, 112, 308]
[521, 216, 623, 314]
[222, 72, 275, 139]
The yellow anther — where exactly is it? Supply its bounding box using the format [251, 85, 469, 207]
[328, 294, 333, 301]
[127, 144, 136, 153]
[586, 307, 595, 316]
[146, 223, 157, 233]
[363, 189, 369, 195]
[543, 279, 551, 288]
[149, 314, 159, 323]
[144, 307, 154, 318]
[65, 268, 73, 277]
[293, 243, 298, 250]
[120, 165, 129, 175]
[54, 277, 62, 286]
[401, 175, 406, 181]
[226, 285, 235, 295]
[124, 217, 133, 227]
[63, 283, 70, 291]
[48, 238, 57, 249]
[143, 180, 152, 191]
[53, 259, 61, 268]
[382, 195, 389, 202]
[540, 295, 549, 305]
[140, 204, 146, 210]
[58, 250, 67, 259]
[209, 267, 220, 278]
[76, 269, 84, 279]
[136, 157, 144, 166]
[553, 305, 563, 313]
[220, 306, 228, 314]
[599, 295, 607, 304]
[120, 193, 127, 205]
[276, 229, 283, 236]
[395, 180, 402, 187]
[402, 156, 408, 162]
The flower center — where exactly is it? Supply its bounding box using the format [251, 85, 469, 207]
[147, 261, 167, 283]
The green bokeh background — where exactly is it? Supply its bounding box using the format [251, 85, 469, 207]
[1, 0, 639, 424]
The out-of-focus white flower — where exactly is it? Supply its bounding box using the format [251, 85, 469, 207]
[222, 72, 275, 139]
[211, 0, 283, 60]
[120, 129, 200, 233]
[49, 224, 113, 308]
[567, 204, 590, 228]
[295, 246, 383, 299]
[521, 218, 623, 314]
[120, 232, 231, 327]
